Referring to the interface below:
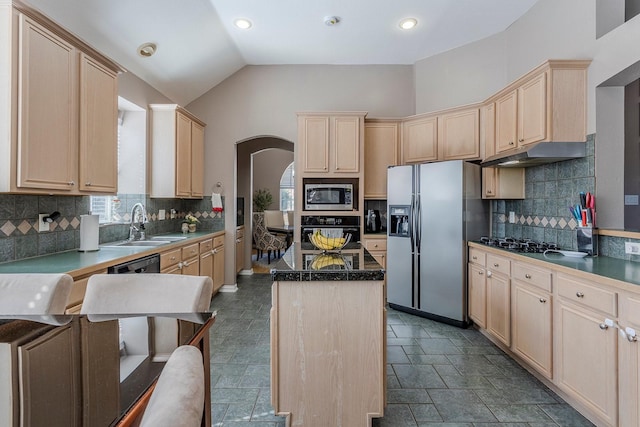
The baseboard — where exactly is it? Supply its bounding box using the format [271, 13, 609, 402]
[219, 284, 238, 293]
[238, 269, 254, 276]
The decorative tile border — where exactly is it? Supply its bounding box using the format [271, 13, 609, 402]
[495, 214, 579, 230]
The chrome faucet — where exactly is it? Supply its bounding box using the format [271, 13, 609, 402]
[129, 203, 148, 241]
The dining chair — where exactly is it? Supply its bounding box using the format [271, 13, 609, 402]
[138, 345, 205, 427]
[0, 273, 73, 315]
[80, 273, 213, 316]
[252, 212, 287, 264]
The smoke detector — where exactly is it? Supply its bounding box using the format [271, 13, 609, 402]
[324, 16, 340, 26]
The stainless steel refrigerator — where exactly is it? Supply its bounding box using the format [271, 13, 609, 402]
[387, 160, 489, 327]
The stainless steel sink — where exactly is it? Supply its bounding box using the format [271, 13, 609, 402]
[148, 236, 188, 241]
[103, 240, 171, 248]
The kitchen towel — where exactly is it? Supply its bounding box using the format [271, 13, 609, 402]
[212, 192, 223, 212]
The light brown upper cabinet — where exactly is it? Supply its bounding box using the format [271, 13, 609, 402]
[297, 112, 365, 175]
[150, 105, 206, 199]
[364, 120, 399, 199]
[437, 107, 480, 160]
[401, 114, 437, 164]
[490, 60, 590, 155]
[1, 7, 121, 194]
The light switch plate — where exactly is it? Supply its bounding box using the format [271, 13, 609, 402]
[508, 211, 516, 224]
[625, 242, 640, 255]
[38, 214, 50, 232]
[158, 209, 166, 220]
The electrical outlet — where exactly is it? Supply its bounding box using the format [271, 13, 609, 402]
[625, 242, 640, 255]
[170, 209, 176, 219]
[508, 211, 516, 224]
[38, 214, 50, 232]
[158, 209, 166, 220]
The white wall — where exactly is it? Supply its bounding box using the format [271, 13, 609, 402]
[187, 64, 414, 285]
[252, 148, 294, 212]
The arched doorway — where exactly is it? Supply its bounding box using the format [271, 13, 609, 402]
[236, 136, 294, 273]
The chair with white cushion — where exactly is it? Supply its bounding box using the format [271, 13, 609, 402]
[138, 345, 205, 427]
[0, 273, 73, 315]
[80, 273, 213, 315]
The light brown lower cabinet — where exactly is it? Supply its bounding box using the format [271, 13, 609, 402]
[619, 292, 640, 427]
[271, 279, 385, 426]
[212, 234, 225, 293]
[485, 253, 511, 347]
[236, 226, 245, 274]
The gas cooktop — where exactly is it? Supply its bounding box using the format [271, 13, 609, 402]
[478, 237, 560, 254]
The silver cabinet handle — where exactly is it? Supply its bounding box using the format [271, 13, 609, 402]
[486, 271, 492, 278]
[68, 181, 75, 186]
[519, 138, 524, 142]
[576, 292, 584, 298]
[539, 298, 546, 303]
[525, 274, 532, 279]
[509, 141, 514, 146]
[599, 323, 608, 330]
[478, 271, 484, 276]
[493, 263, 499, 267]
[85, 182, 91, 186]
[236, 239, 241, 243]
[472, 256, 477, 260]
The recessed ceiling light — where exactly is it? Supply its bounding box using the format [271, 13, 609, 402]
[234, 18, 252, 29]
[137, 42, 157, 57]
[399, 18, 418, 30]
[324, 16, 340, 26]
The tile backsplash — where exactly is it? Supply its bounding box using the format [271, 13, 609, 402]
[0, 194, 224, 263]
[491, 134, 640, 260]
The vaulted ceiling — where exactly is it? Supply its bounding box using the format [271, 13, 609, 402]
[24, 0, 539, 105]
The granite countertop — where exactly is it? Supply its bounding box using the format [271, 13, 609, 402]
[0, 231, 222, 276]
[271, 242, 385, 282]
[468, 241, 640, 289]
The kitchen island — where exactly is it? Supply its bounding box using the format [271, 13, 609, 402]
[269, 242, 386, 427]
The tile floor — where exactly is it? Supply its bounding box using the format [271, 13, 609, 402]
[208, 273, 594, 427]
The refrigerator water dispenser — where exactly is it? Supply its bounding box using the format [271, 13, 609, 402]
[388, 206, 410, 237]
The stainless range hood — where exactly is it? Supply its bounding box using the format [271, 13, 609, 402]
[480, 141, 586, 168]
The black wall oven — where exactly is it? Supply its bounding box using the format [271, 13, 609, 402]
[300, 215, 361, 243]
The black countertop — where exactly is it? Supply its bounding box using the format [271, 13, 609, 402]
[270, 242, 385, 282]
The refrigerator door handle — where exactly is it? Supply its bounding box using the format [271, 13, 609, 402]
[409, 194, 416, 252]
[415, 197, 421, 252]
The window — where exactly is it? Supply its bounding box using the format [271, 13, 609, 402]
[279, 162, 294, 212]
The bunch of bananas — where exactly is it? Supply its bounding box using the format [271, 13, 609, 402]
[310, 253, 346, 270]
[309, 230, 347, 251]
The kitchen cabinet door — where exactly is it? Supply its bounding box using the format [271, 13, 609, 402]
[402, 115, 437, 164]
[554, 300, 617, 427]
[200, 238, 214, 281]
[176, 112, 192, 197]
[517, 72, 547, 146]
[619, 292, 640, 427]
[468, 263, 487, 329]
[299, 116, 330, 173]
[190, 121, 205, 198]
[78, 54, 118, 193]
[486, 271, 510, 347]
[333, 116, 360, 173]
[482, 167, 525, 199]
[364, 121, 398, 198]
[17, 15, 77, 192]
[213, 244, 225, 293]
[511, 281, 552, 378]
[495, 90, 518, 154]
[481, 103, 496, 159]
[438, 108, 480, 160]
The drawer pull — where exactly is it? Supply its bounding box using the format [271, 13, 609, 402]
[509, 141, 515, 146]
[374, 244, 378, 248]
[170, 256, 176, 261]
[486, 271, 492, 278]
[478, 271, 484, 276]
[472, 256, 477, 260]
[493, 263, 499, 267]
[539, 298, 547, 303]
[525, 274, 532, 279]
[576, 292, 584, 298]
[599, 323, 609, 330]
[236, 239, 241, 243]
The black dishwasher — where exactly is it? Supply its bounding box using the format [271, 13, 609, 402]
[107, 253, 160, 274]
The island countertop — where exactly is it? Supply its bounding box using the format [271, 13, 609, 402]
[270, 242, 385, 282]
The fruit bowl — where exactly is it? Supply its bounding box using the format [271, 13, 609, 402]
[308, 231, 352, 252]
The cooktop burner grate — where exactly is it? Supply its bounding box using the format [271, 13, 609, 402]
[478, 237, 560, 253]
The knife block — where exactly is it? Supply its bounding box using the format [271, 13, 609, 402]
[577, 227, 598, 256]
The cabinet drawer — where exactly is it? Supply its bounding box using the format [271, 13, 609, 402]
[182, 243, 200, 260]
[364, 239, 387, 252]
[200, 238, 213, 253]
[621, 293, 640, 328]
[161, 248, 182, 269]
[557, 273, 617, 316]
[486, 253, 510, 276]
[469, 248, 486, 267]
[213, 234, 224, 248]
[512, 262, 552, 292]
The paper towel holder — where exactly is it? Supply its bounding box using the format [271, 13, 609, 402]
[42, 211, 61, 223]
